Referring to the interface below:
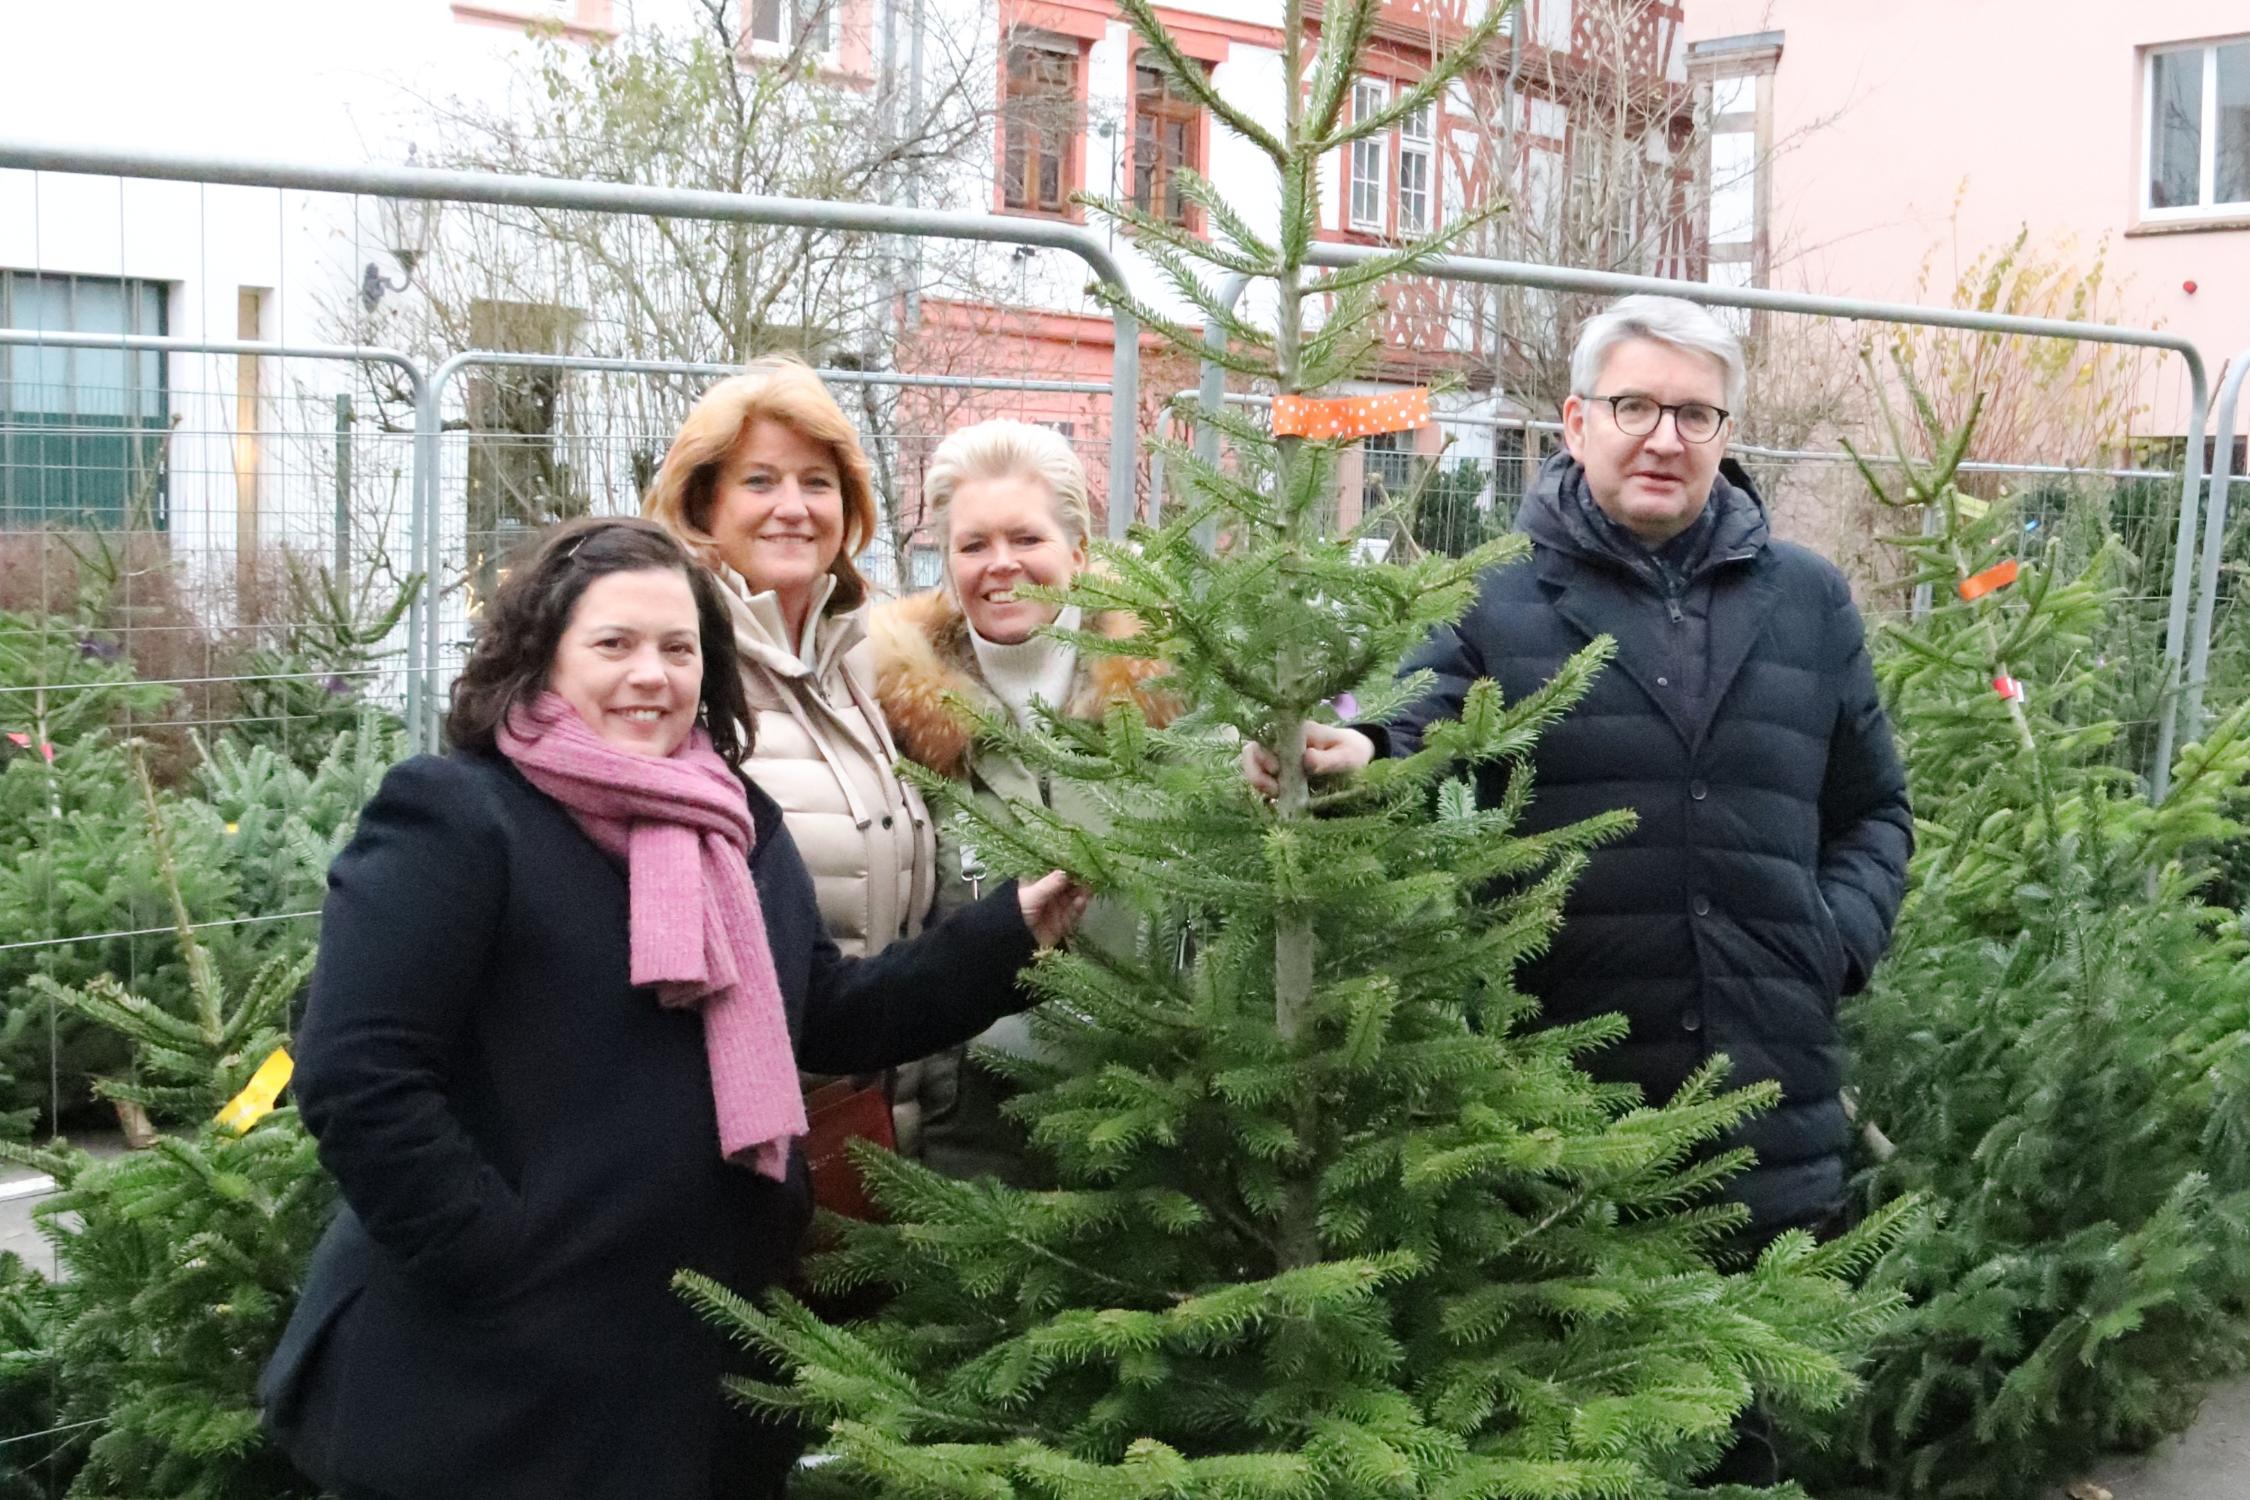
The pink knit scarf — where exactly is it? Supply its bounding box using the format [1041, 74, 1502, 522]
[497, 692, 805, 1180]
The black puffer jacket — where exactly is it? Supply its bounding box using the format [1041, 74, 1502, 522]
[1384, 454, 1912, 1229]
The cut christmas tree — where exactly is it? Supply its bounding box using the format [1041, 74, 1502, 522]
[682, 2, 1909, 1496]
[1803, 366, 2250, 1499]
[0, 760, 336, 1499]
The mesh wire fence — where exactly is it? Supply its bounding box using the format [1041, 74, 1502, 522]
[1156, 390, 2219, 769]
[0, 351, 424, 1150]
[421, 361, 1118, 710]
[0, 339, 1120, 1143]
[0, 177, 2231, 1153]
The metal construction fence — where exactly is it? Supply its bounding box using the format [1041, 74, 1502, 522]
[0, 140, 2247, 1145]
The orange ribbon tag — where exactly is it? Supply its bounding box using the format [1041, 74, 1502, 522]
[1957, 559, 2020, 601]
[1271, 388, 1431, 441]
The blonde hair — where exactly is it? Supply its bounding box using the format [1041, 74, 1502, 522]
[923, 419, 1093, 548]
[642, 355, 879, 614]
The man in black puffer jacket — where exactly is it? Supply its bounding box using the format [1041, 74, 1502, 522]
[1246, 294, 1912, 1242]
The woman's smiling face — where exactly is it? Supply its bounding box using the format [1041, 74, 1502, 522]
[946, 473, 1086, 644]
[546, 567, 704, 756]
[704, 418, 847, 610]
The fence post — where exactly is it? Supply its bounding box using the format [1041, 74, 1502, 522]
[2180, 353, 2249, 747]
[2149, 370, 2210, 799]
[1109, 310, 1139, 544]
[1192, 274, 1252, 552]
[417, 359, 456, 754]
[333, 393, 352, 613]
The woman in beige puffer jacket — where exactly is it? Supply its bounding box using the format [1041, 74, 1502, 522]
[644, 358, 934, 961]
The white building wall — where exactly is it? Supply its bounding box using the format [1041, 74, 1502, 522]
[0, 0, 586, 588]
[1, 0, 1538, 577]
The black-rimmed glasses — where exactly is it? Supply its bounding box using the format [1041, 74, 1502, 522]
[1587, 394, 1731, 444]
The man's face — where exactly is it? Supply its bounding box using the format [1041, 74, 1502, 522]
[1560, 338, 1733, 545]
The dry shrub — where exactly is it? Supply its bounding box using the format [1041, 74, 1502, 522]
[0, 529, 378, 784]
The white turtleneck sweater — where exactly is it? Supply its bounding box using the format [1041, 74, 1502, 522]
[968, 604, 1082, 728]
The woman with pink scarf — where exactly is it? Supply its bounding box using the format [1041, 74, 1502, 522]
[259, 517, 1086, 1500]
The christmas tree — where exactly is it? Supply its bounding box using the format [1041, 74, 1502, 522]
[0, 759, 334, 1498]
[1802, 369, 2250, 1498]
[683, 3, 1908, 1494]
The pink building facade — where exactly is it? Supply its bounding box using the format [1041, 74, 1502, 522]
[1684, 1, 2250, 445]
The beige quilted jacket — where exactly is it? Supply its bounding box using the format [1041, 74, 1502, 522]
[720, 569, 935, 961]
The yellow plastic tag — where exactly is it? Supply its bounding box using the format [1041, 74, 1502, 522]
[215, 1048, 295, 1134]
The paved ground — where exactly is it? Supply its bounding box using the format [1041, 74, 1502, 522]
[4, 1155, 2247, 1494]
[1, 1132, 125, 1280]
[2058, 1375, 2250, 1499]
[1, 1156, 66, 1279]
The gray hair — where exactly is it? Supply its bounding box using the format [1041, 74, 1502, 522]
[1569, 295, 1746, 413]
[924, 419, 1093, 546]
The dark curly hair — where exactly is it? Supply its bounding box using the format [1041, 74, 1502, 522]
[444, 517, 752, 766]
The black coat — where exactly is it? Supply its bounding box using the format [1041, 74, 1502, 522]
[258, 752, 1038, 1500]
[1384, 456, 1912, 1229]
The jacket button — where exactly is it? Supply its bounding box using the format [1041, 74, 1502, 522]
[1656, 675, 1670, 687]
[1689, 779, 1708, 801]
[1692, 894, 1711, 917]
[1680, 1008, 1704, 1033]
[880, 814, 894, 829]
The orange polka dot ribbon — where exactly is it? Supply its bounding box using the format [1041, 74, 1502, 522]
[1270, 387, 1431, 441]
[1957, 559, 2020, 601]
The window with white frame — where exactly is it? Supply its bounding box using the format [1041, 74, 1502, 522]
[750, 0, 835, 57]
[0, 271, 170, 529]
[1347, 79, 1441, 238]
[1350, 80, 1389, 231]
[2144, 38, 2250, 218]
[1398, 102, 1433, 234]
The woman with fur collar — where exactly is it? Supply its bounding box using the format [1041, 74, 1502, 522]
[869, 420, 1176, 1183]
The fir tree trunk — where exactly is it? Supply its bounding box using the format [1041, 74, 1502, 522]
[1268, 0, 1318, 1271]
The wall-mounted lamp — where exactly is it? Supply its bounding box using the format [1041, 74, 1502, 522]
[360, 248, 422, 312]
[360, 162, 439, 313]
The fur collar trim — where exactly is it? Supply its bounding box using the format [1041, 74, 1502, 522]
[868, 589, 1176, 779]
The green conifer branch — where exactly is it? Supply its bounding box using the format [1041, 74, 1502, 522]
[1300, 0, 1384, 143]
[1172, 168, 1280, 271]
[1109, 0, 1286, 164]
[1083, 280, 1279, 379]
[1083, 184, 1272, 280]
[1312, 1, 1519, 155]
